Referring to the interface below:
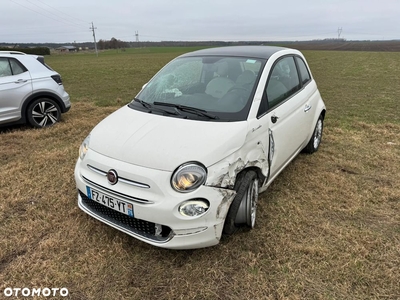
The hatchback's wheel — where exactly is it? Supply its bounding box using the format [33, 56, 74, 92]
[303, 115, 324, 154]
[223, 171, 259, 235]
[27, 98, 61, 128]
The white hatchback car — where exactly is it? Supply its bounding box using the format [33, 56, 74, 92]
[0, 51, 70, 128]
[75, 46, 326, 249]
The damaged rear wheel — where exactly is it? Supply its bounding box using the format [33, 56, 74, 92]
[223, 171, 259, 235]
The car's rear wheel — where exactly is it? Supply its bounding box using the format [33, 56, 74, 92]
[223, 171, 259, 235]
[303, 115, 324, 154]
[27, 98, 61, 128]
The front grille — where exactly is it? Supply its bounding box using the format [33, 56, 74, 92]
[79, 191, 172, 242]
[82, 176, 152, 204]
[87, 164, 150, 189]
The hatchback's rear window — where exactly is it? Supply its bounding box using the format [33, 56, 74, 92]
[36, 56, 53, 71]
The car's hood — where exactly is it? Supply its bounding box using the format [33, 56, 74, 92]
[89, 106, 248, 171]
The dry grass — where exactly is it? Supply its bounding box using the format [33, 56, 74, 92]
[0, 49, 399, 299]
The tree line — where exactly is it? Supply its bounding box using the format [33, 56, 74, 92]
[97, 37, 128, 50]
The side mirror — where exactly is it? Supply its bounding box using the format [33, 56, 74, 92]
[142, 83, 148, 89]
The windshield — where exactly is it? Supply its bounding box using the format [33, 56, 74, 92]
[131, 56, 265, 121]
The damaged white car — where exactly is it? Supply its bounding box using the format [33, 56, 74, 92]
[74, 46, 326, 249]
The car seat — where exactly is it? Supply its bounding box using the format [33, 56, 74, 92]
[235, 70, 255, 89]
[205, 77, 235, 99]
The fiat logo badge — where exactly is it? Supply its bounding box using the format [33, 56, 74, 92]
[107, 169, 118, 185]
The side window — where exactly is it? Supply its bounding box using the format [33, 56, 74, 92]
[0, 58, 12, 77]
[296, 57, 311, 85]
[9, 58, 27, 76]
[266, 56, 300, 108]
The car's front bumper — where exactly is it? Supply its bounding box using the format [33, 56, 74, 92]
[74, 149, 236, 249]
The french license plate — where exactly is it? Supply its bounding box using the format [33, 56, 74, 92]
[86, 186, 134, 217]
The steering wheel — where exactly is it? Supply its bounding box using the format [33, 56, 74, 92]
[217, 86, 249, 107]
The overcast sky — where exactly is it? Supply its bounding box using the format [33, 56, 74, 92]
[1, 0, 399, 44]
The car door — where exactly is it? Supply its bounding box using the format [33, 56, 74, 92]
[294, 56, 320, 139]
[0, 57, 32, 124]
[256, 56, 311, 181]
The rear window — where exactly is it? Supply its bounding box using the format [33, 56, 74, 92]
[36, 56, 53, 71]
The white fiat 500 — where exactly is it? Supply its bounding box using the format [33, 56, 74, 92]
[75, 46, 326, 249]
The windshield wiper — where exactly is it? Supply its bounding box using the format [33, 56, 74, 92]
[134, 98, 152, 109]
[153, 102, 219, 120]
[133, 98, 181, 116]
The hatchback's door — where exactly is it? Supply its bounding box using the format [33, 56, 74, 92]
[267, 89, 310, 180]
[257, 56, 311, 181]
[0, 57, 32, 124]
[294, 56, 321, 140]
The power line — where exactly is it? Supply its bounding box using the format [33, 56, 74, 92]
[9, 0, 86, 30]
[24, 0, 87, 28]
[36, 0, 88, 24]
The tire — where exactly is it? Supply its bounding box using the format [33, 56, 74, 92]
[303, 115, 324, 154]
[27, 98, 61, 128]
[223, 171, 259, 235]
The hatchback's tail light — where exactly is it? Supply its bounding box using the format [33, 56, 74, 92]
[51, 75, 63, 85]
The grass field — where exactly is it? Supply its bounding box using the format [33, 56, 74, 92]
[1, 47, 399, 299]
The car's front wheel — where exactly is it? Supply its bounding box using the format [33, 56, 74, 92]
[223, 171, 259, 235]
[303, 115, 324, 154]
[27, 98, 61, 128]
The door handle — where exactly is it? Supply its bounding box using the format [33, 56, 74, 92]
[252, 125, 262, 132]
[271, 115, 279, 123]
[15, 79, 28, 84]
[304, 104, 312, 112]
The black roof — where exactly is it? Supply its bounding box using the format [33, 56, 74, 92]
[179, 46, 289, 59]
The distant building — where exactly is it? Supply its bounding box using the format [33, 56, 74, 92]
[0, 45, 19, 49]
[56, 45, 77, 52]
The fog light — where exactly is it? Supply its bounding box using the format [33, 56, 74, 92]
[179, 200, 209, 217]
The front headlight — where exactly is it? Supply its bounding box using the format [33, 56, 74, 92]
[79, 134, 90, 160]
[171, 162, 207, 193]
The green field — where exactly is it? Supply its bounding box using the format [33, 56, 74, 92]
[1, 47, 399, 299]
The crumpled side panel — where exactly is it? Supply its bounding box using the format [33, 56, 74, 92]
[205, 141, 269, 189]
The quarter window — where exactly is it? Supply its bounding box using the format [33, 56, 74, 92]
[296, 57, 311, 85]
[9, 58, 26, 75]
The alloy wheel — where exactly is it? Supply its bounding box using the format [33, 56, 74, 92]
[31, 101, 60, 127]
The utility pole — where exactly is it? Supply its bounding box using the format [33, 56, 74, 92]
[90, 22, 98, 56]
[337, 27, 343, 39]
